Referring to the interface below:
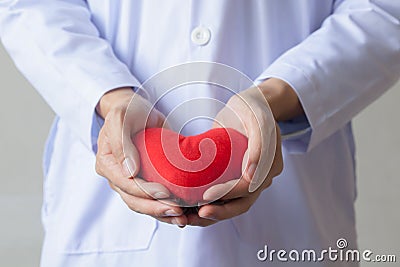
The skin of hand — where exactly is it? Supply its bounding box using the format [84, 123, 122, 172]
[95, 87, 188, 227]
[187, 78, 304, 227]
[95, 78, 303, 228]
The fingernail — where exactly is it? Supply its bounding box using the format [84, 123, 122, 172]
[164, 209, 181, 217]
[171, 218, 185, 227]
[122, 158, 136, 177]
[200, 213, 217, 221]
[246, 163, 257, 181]
[154, 192, 169, 199]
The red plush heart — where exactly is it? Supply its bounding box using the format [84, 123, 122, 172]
[133, 128, 248, 205]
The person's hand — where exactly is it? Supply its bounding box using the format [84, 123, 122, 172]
[95, 87, 188, 227]
[187, 78, 303, 227]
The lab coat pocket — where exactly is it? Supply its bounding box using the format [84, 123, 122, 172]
[57, 189, 158, 254]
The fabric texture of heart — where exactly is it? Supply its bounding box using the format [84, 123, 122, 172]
[133, 127, 248, 205]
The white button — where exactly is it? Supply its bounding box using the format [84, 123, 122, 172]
[191, 26, 211, 46]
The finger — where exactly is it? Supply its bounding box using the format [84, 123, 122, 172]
[221, 176, 273, 201]
[186, 213, 218, 227]
[203, 179, 244, 201]
[119, 119, 141, 177]
[100, 105, 140, 178]
[249, 124, 282, 192]
[97, 117, 171, 199]
[138, 181, 171, 199]
[203, 173, 273, 202]
[115, 185, 184, 218]
[242, 114, 262, 182]
[122, 104, 167, 176]
[109, 178, 171, 200]
[198, 192, 261, 221]
[154, 215, 188, 228]
[122, 130, 141, 177]
[96, 130, 127, 181]
[105, 108, 127, 164]
[97, 126, 112, 157]
[266, 127, 283, 180]
[246, 120, 276, 192]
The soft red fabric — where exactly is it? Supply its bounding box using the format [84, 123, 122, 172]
[133, 128, 248, 205]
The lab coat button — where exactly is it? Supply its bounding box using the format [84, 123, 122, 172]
[191, 26, 211, 46]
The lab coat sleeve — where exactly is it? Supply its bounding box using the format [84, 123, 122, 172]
[256, 0, 400, 153]
[0, 0, 141, 152]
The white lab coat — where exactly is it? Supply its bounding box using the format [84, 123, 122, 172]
[1, 0, 399, 266]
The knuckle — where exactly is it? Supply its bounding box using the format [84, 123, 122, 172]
[107, 181, 116, 191]
[262, 179, 273, 191]
[277, 161, 284, 174]
[242, 203, 251, 213]
[107, 107, 126, 121]
[262, 178, 273, 189]
[95, 160, 104, 176]
[95, 162, 101, 175]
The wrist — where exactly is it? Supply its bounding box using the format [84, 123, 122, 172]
[96, 87, 135, 119]
[258, 78, 304, 121]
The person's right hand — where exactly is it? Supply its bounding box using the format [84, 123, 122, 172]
[95, 87, 188, 227]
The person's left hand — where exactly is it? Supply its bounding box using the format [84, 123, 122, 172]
[187, 85, 284, 226]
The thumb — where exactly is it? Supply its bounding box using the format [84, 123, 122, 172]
[108, 117, 140, 178]
[242, 126, 261, 185]
[120, 129, 141, 178]
[246, 123, 276, 193]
